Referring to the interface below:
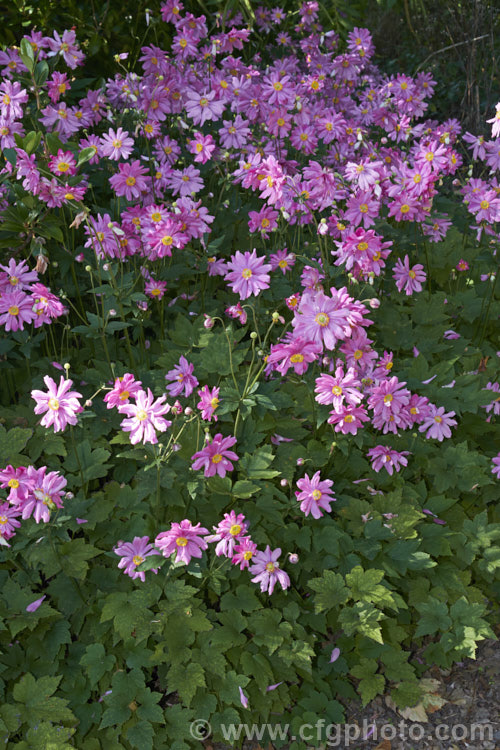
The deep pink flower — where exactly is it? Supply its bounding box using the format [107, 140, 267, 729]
[0, 289, 37, 331]
[31, 376, 83, 432]
[0, 501, 21, 541]
[249, 546, 290, 595]
[197, 385, 220, 422]
[114, 536, 160, 582]
[206, 511, 248, 557]
[225, 250, 272, 300]
[0, 258, 37, 291]
[267, 335, 322, 376]
[104, 373, 143, 410]
[314, 363, 363, 410]
[231, 537, 258, 570]
[119, 388, 171, 445]
[296, 471, 335, 519]
[109, 160, 149, 201]
[155, 520, 209, 564]
[418, 404, 457, 441]
[191, 433, 239, 478]
[20, 466, 67, 523]
[292, 288, 367, 351]
[327, 404, 370, 434]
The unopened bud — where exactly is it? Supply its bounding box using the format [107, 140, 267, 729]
[35, 254, 49, 274]
[296, 457, 304, 466]
[185, 407, 193, 416]
[288, 553, 299, 564]
[250, 331, 258, 339]
[85, 265, 92, 272]
[63, 363, 70, 371]
[203, 314, 214, 329]
[280, 478, 288, 487]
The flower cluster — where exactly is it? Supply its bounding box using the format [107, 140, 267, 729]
[0, 258, 67, 332]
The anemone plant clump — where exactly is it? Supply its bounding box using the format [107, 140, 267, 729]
[0, 2, 499, 748]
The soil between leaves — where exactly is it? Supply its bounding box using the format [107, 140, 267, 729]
[206, 638, 500, 750]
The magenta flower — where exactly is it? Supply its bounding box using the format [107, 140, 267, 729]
[267, 335, 322, 376]
[418, 404, 457, 441]
[0, 290, 37, 332]
[191, 433, 239, 478]
[31, 376, 83, 432]
[367, 445, 410, 475]
[165, 356, 199, 398]
[225, 302, 247, 324]
[393, 255, 426, 295]
[155, 519, 209, 564]
[225, 249, 272, 300]
[206, 511, 248, 557]
[327, 404, 370, 435]
[197, 385, 220, 422]
[0, 258, 38, 290]
[314, 363, 363, 409]
[231, 537, 258, 570]
[47, 29, 85, 69]
[292, 288, 366, 351]
[114, 536, 160, 582]
[0, 501, 21, 541]
[21, 466, 67, 523]
[296, 471, 336, 519]
[119, 388, 171, 445]
[103, 373, 143, 410]
[249, 546, 290, 595]
[109, 160, 149, 201]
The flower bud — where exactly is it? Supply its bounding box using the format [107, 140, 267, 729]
[203, 314, 214, 329]
[85, 399, 92, 408]
[280, 478, 288, 487]
[63, 363, 70, 371]
[185, 407, 193, 416]
[288, 553, 299, 564]
[85, 265, 92, 272]
[250, 331, 258, 339]
[296, 457, 304, 466]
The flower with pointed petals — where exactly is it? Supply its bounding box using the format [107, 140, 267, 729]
[191, 433, 239, 478]
[225, 249, 272, 300]
[249, 546, 290, 595]
[31, 376, 83, 432]
[118, 388, 171, 445]
[114, 536, 160, 582]
[155, 520, 209, 564]
[296, 471, 336, 519]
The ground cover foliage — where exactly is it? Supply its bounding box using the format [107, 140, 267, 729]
[0, 1, 499, 748]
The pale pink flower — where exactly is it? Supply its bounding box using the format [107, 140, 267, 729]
[249, 546, 290, 595]
[119, 388, 171, 445]
[31, 376, 83, 432]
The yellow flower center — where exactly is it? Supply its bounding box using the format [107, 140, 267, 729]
[434, 415, 443, 423]
[230, 524, 242, 536]
[315, 313, 329, 327]
[266, 562, 276, 572]
[210, 397, 219, 409]
[290, 353, 304, 363]
[119, 390, 130, 400]
[354, 349, 363, 360]
[400, 204, 410, 214]
[357, 242, 368, 252]
[136, 409, 148, 421]
[273, 82, 283, 91]
[312, 489, 322, 500]
[0, 516, 7, 525]
[409, 270, 416, 278]
[133, 555, 144, 566]
[480, 200, 489, 210]
[3, 94, 10, 105]
[241, 268, 252, 279]
[243, 550, 253, 560]
[212, 453, 223, 464]
[199, 97, 208, 107]
[384, 394, 393, 403]
[332, 385, 343, 396]
[176, 536, 188, 546]
[48, 398, 59, 410]
[359, 203, 368, 213]
[151, 288, 161, 296]
[277, 118, 285, 126]
[344, 414, 354, 423]
[112, 139, 122, 148]
[162, 236, 173, 246]
[425, 152, 434, 161]
[8, 478, 19, 488]
[8, 305, 19, 315]
[125, 176, 136, 186]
